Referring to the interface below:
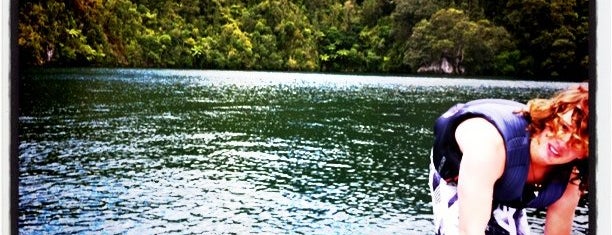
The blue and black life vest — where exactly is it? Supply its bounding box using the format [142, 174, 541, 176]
[432, 99, 568, 208]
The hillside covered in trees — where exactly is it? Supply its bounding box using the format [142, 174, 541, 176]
[17, 0, 589, 81]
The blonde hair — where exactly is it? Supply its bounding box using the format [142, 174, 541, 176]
[525, 84, 589, 157]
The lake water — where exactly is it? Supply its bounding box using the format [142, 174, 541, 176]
[17, 69, 588, 234]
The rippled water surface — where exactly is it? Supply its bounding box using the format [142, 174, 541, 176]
[18, 69, 588, 234]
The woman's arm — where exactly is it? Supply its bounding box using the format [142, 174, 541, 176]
[455, 118, 506, 235]
[544, 169, 582, 235]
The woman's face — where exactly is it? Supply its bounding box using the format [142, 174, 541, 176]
[530, 109, 587, 166]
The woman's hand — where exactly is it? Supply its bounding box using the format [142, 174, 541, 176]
[455, 118, 506, 235]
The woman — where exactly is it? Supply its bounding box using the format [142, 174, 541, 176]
[429, 84, 588, 235]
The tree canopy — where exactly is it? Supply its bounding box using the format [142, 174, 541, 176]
[17, 0, 590, 82]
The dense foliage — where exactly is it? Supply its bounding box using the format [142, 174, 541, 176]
[17, 0, 589, 81]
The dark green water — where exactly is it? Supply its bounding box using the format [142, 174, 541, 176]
[17, 69, 588, 234]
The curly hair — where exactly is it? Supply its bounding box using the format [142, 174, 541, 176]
[523, 84, 589, 191]
[525, 84, 589, 156]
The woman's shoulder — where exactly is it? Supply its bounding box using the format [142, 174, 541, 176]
[455, 117, 504, 142]
[455, 117, 506, 160]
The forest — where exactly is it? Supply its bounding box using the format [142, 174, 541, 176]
[17, 0, 590, 82]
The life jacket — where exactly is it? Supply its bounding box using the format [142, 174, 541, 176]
[432, 99, 568, 208]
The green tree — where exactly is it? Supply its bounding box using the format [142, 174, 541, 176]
[247, 0, 319, 70]
[18, 0, 107, 66]
[504, 0, 589, 80]
[404, 8, 514, 75]
[361, 0, 394, 27]
[16, 0, 588, 81]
